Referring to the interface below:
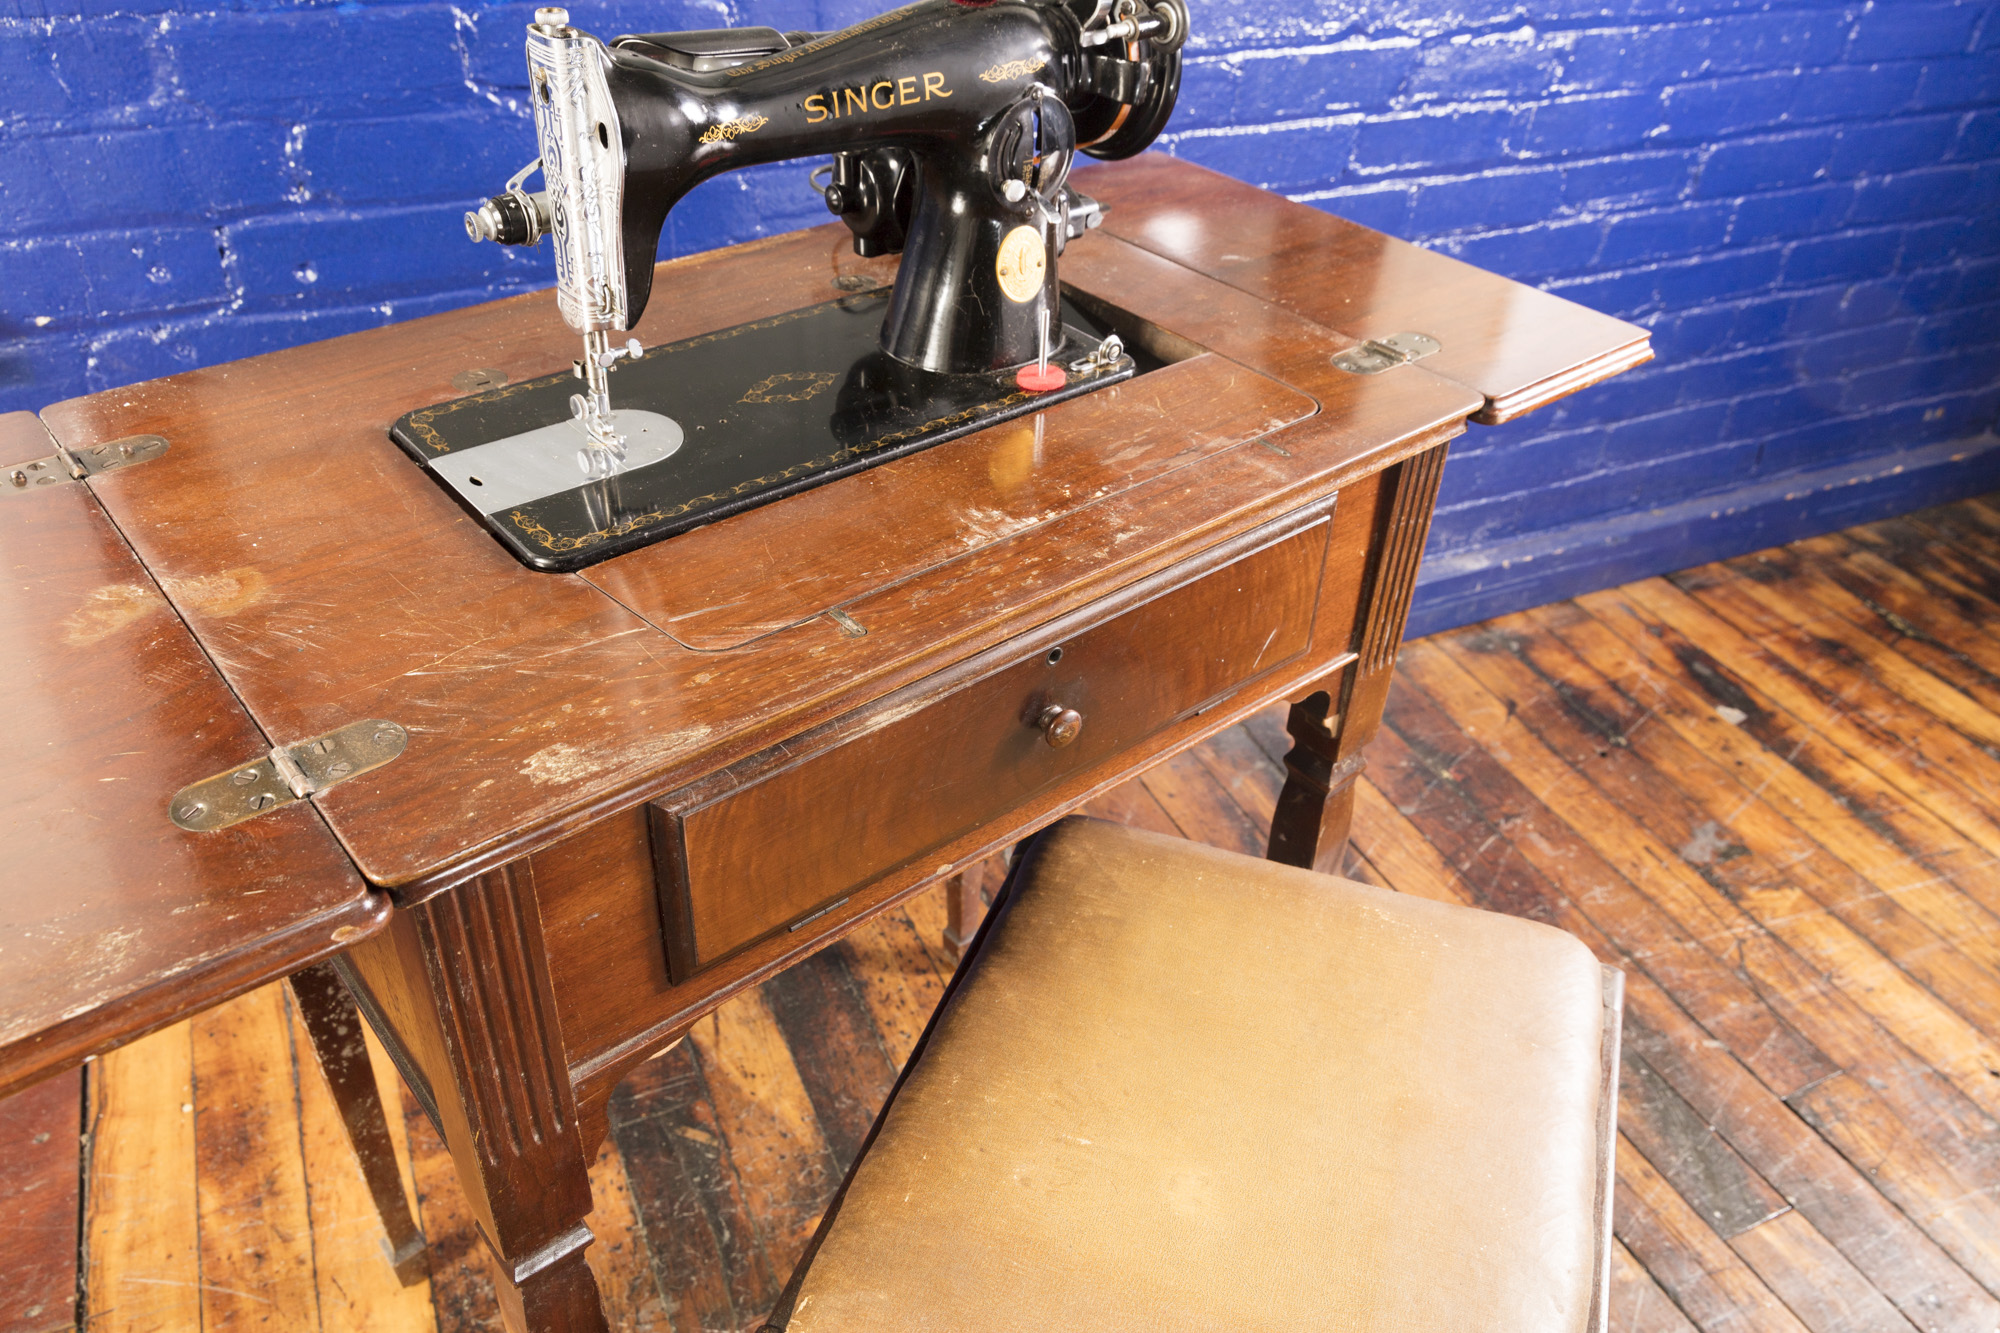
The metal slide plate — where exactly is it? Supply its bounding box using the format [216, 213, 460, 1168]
[430, 411, 684, 514]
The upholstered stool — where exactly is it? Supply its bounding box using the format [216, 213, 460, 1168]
[763, 817, 1623, 1332]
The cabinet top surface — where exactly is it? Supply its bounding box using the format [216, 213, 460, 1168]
[1086, 157, 1653, 423]
[25, 158, 1640, 896]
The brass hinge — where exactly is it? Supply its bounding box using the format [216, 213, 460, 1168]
[5, 434, 168, 495]
[4, 455, 72, 494]
[1332, 332, 1442, 375]
[170, 719, 407, 832]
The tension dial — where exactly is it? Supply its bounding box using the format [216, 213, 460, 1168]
[986, 89, 1075, 206]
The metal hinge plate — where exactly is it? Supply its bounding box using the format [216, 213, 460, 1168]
[72, 434, 169, 476]
[170, 719, 407, 832]
[6, 434, 168, 496]
[4, 455, 73, 495]
[1332, 332, 1442, 375]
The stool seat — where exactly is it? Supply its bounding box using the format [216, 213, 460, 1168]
[765, 818, 1621, 1332]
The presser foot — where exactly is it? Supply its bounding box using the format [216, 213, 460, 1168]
[569, 394, 628, 481]
[570, 331, 650, 479]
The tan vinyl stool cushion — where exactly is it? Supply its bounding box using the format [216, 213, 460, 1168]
[770, 817, 1619, 1332]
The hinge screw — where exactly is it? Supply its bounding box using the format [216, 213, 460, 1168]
[176, 802, 205, 821]
[9, 470, 25, 488]
[231, 769, 259, 786]
[248, 793, 276, 811]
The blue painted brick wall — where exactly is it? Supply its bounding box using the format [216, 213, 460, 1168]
[3, 0, 1996, 629]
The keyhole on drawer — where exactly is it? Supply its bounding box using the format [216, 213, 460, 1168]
[1046, 646, 1064, 665]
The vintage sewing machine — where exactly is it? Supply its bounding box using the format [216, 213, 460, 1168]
[396, 0, 1187, 569]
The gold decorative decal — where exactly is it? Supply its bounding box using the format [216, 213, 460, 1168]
[400, 372, 561, 452]
[505, 373, 1116, 555]
[979, 56, 1047, 82]
[739, 371, 835, 404]
[698, 114, 769, 144]
[995, 225, 1046, 303]
[412, 290, 1114, 557]
[804, 71, 951, 123]
[503, 392, 1018, 555]
[727, 5, 914, 78]
[399, 302, 840, 455]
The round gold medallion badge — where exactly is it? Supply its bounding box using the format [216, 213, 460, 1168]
[995, 225, 1047, 303]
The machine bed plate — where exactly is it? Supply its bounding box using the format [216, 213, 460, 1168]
[390, 287, 1141, 572]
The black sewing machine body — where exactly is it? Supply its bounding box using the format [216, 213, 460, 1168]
[394, 0, 1186, 570]
[609, 0, 1176, 370]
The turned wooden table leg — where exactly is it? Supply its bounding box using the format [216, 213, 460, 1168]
[942, 860, 991, 962]
[1269, 441, 1449, 874]
[290, 960, 429, 1286]
[1266, 683, 1369, 874]
[340, 863, 608, 1333]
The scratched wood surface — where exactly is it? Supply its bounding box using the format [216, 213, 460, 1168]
[0, 409, 387, 1101]
[41, 201, 1483, 900]
[23, 492, 2000, 1331]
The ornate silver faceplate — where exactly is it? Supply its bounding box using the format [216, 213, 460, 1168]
[526, 16, 629, 336]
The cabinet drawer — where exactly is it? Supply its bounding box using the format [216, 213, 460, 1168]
[649, 519, 1329, 980]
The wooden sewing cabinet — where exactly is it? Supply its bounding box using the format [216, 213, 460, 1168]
[1, 157, 1647, 1330]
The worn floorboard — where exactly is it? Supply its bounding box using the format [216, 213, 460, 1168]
[24, 493, 2000, 1331]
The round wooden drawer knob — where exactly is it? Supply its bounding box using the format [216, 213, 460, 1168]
[1037, 704, 1083, 748]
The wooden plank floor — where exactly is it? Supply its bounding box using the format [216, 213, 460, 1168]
[10, 494, 2000, 1332]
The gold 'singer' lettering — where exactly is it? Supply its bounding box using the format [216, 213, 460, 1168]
[804, 70, 952, 122]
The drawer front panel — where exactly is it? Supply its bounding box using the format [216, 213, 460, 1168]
[655, 520, 1328, 977]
